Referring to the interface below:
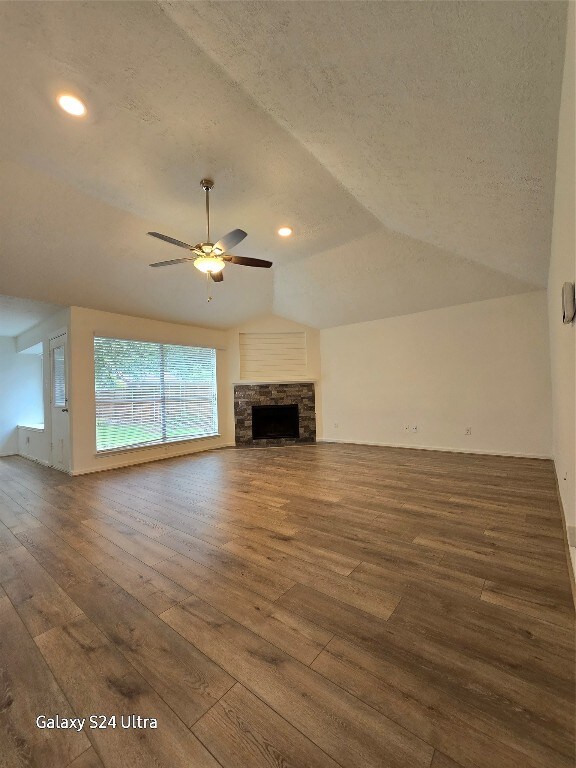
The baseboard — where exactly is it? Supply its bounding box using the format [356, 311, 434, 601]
[552, 463, 576, 609]
[317, 438, 552, 460]
[16, 453, 56, 470]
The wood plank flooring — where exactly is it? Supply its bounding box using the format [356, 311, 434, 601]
[0, 443, 574, 768]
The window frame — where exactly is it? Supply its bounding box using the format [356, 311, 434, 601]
[51, 342, 67, 408]
[93, 336, 219, 455]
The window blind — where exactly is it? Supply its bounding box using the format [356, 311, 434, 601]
[94, 337, 218, 452]
[52, 346, 66, 407]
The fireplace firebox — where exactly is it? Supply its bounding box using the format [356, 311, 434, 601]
[252, 404, 299, 440]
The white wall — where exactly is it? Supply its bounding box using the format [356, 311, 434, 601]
[68, 306, 233, 475]
[0, 337, 44, 456]
[547, 1, 576, 574]
[320, 291, 552, 458]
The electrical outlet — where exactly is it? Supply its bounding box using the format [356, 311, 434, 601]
[465, 427, 472, 435]
[333, 422, 339, 429]
[412, 425, 418, 433]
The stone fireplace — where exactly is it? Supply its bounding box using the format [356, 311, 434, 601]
[234, 383, 316, 447]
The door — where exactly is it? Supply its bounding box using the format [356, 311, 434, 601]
[50, 334, 69, 471]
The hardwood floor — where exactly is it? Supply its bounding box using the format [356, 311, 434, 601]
[0, 443, 574, 768]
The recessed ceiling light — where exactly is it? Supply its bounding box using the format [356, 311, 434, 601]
[278, 227, 292, 237]
[57, 93, 87, 117]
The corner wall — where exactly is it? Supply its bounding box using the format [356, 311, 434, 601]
[227, 314, 322, 437]
[547, 0, 576, 571]
[320, 291, 552, 458]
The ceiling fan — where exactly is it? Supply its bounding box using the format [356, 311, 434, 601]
[148, 179, 272, 282]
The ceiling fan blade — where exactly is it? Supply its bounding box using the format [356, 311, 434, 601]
[149, 257, 195, 267]
[223, 254, 273, 268]
[210, 271, 224, 282]
[213, 228, 247, 254]
[148, 232, 195, 250]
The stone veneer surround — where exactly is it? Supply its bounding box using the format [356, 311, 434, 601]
[234, 383, 316, 447]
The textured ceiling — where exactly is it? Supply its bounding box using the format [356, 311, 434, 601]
[0, 295, 63, 337]
[0, 1, 567, 329]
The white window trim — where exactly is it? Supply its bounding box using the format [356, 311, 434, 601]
[94, 336, 219, 454]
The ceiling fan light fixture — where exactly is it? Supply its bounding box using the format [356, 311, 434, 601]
[194, 256, 225, 274]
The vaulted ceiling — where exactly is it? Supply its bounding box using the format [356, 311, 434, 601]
[0, 1, 567, 330]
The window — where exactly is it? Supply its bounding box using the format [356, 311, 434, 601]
[52, 345, 66, 407]
[17, 342, 45, 429]
[94, 337, 218, 452]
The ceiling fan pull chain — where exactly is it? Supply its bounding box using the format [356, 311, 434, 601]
[206, 272, 213, 302]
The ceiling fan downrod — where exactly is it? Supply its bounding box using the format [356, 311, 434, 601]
[200, 178, 214, 243]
